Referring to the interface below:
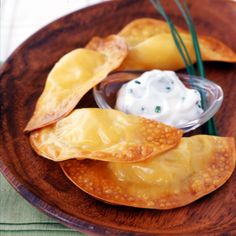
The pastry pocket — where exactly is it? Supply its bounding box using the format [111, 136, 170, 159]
[30, 108, 183, 162]
[25, 35, 127, 132]
[118, 18, 236, 70]
[60, 135, 235, 209]
[119, 18, 186, 47]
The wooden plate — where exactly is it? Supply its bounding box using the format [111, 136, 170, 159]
[0, 0, 236, 235]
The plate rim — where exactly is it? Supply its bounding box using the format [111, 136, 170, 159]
[0, 0, 235, 235]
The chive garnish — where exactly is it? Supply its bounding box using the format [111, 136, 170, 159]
[135, 80, 141, 84]
[150, 0, 195, 75]
[174, 0, 217, 135]
[149, 0, 218, 135]
[196, 101, 202, 108]
[155, 106, 161, 113]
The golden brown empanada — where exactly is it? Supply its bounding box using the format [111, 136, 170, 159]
[25, 35, 127, 132]
[118, 18, 236, 70]
[119, 18, 186, 47]
[60, 135, 236, 209]
[30, 108, 183, 162]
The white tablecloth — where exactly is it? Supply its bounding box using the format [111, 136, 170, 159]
[0, 0, 104, 62]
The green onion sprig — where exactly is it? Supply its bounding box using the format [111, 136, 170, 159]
[174, 0, 217, 135]
[149, 0, 218, 135]
[150, 0, 195, 75]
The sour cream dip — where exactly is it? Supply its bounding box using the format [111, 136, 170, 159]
[115, 70, 203, 127]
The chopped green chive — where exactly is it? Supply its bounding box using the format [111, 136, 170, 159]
[135, 80, 141, 84]
[196, 101, 202, 108]
[155, 106, 161, 113]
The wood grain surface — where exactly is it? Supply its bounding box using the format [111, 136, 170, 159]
[0, 0, 236, 235]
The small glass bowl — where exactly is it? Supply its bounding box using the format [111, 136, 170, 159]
[93, 71, 223, 133]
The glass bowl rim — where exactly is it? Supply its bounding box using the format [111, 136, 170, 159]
[93, 71, 224, 132]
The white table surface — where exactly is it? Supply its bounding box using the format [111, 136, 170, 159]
[0, 0, 105, 62]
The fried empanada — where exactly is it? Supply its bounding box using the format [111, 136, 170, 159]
[25, 35, 127, 132]
[119, 18, 186, 47]
[30, 108, 183, 162]
[118, 18, 236, 70]
[60, 135, 236, 209]
[119, 33, 196, 70]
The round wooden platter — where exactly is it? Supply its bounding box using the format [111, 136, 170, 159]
[0, 0, 236, 235]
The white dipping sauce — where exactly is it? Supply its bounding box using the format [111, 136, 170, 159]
[115, 70, 203, 127]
